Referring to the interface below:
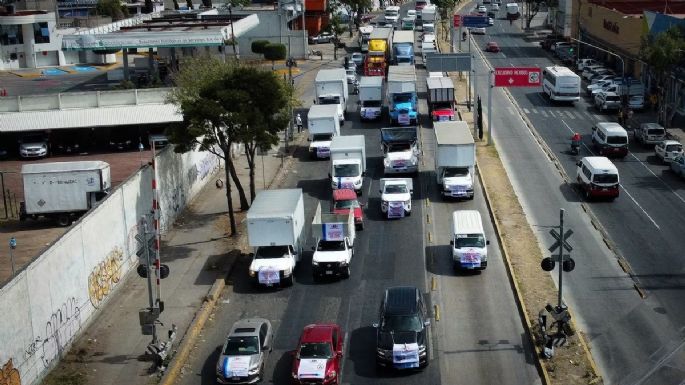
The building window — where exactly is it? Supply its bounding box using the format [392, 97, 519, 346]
[33, 22, 50, 44]
[0, 24, 24, 46]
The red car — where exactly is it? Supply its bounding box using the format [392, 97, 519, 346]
[291, 324, 344, 385]
[485, 42, 500, 52]
[332, 189, 364, 230]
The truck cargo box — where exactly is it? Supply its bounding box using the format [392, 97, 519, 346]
[247, 189, 305, 248]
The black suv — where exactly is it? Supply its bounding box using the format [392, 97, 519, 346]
[374, 286, 429, 370]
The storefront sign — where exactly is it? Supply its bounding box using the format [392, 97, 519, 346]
[603, 19, 619, 34]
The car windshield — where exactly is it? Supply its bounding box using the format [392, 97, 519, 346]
[593, 174, 618, 184]
[333, 164, 360, 177]
[22, 135, 45, 142]
[362, 100, 382, 107]
[606, 96, 620, 102]
[255, 246, 289, 259]
[385, 184, 408, 194]
[317, 240, 346, 251]
[444, 167, 468, 178]
[666, 144, 683, 152]
[394, 94, 412, 103]
[454, 234, 486, 248]
[334, 199, 359, 209]
[388, 143, 411, 152]
[299, 343, 333, 358]
[312, 134, 332, 141]
[648, 129, 665, 136]
[224, 336, 259, 355]
[346, 70, 355, 76]
[381, 314, 423, 332]
[319, 96, 341, 105]
[607, 135, 627, 145]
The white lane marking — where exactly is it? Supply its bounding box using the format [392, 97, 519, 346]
[561, 120, 661, 229]
[628, 153, 685, 203]
[508, 107, 516, 115]
[565, 111, 575, 119]
[574, 111, 584, 119]
[523, 108, 530, 114]
[541, 110, 549, 118]
[531, 108, 538, 114]
[547, 110, 555, 118]
[620, 186, 661, 229]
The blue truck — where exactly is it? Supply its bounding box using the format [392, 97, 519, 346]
[387, 65, 418, 126]
[392, 30, 415, 65]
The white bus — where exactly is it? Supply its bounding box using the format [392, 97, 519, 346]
[542, 66, 581, 103]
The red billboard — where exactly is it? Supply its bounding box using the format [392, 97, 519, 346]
[494, 67, 541, 87]
[453, 15, 461, 27]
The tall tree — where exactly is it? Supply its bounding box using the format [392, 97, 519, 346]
[432, 0, 456, 42]
[522, 0, 547, 29]
[640, 26, 685, 125]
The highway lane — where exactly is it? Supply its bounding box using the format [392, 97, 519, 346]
[467, 12, 685, 384]
[174, 9, 540, 385]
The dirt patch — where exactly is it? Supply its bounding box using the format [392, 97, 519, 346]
[437, 21, 603, 385]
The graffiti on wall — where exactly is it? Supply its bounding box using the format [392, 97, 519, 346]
[186, 152, 219, 187]
[0, 359, 21, 385]
[38, 297, 82, 368]
[87, 247, 123, 308]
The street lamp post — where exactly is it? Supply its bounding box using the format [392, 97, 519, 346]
[9, 237, 16, 276]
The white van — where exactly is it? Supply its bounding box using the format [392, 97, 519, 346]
[450, 210, 489, 271]
[591, 122, 628, 157]
[576, 156, 619, 200]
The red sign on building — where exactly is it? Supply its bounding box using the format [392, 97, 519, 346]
[453, 14, 461, 27]
[494, 67, 541, 87]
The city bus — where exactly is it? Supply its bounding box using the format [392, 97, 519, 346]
[542, 66, 581, 103]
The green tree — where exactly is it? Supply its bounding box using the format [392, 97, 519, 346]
[263, 43, 287, 69]
[168, 57, 291, 234]
[432, 0, 457, 42]
[640, 26, 685, 125]
[522, 0, 547, 29]
[251, 40, 270, 55]
[95, 0, 128, 21]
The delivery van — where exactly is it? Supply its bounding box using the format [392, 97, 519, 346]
[576, 156, 619, 200]
[450, 210, 489, 271]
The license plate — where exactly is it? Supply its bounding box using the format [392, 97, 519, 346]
[232, 377, 240, 381]
[602, 188, 608, 191]
[326, 270, 333, 275]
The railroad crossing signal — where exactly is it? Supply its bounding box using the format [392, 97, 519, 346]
[136, 232, 156, 258]
[548, 229, 573, 253]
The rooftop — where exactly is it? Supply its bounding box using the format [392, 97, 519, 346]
[589, 0, 685, 16]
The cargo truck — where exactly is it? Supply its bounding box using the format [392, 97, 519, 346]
[434, 121, 476, 199]
[364, 27, 393, 76]
[307, 104, 341, 159]
[311, 202, 356, 280]
[506, 2, 520, 20]
[315, 68, 348, 124]
[420, 5, 436, 29]
[329, 135, 367, 195]
[247, 189, 305, 287]
[20, 161, 111, 226]
[392, 30, 415, 66]
[358, 76, 384, 121]
[359, 25, 374, 52]
[381, 127, 419, 175]
[387, 65, 418, 125]
[427, 76, 456, 121]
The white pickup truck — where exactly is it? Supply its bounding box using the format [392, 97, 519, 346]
[311, 202, 356, 280]
[379, 178, 413, 219]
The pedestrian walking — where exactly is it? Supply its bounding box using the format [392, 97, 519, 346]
[650, 93, 658, 112]
[295, 113, 303, 133]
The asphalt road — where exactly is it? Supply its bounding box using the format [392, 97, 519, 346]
[176, 5, 540, 385]
[466, 8, 685, 384]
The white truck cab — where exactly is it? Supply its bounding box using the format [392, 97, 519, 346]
[381, 127, 419, 175]
[379, 178, 413, 218]
[330, 135, 367, 195]
[311, 203, 356, 280]
[450, 210, 489, 271]
[249, 245, 298, 287]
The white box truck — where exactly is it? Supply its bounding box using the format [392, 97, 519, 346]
[315, 68, 348, 124]
[311, 202, 356, 280]
[421, 5, 437, 30]
[247, 189, 305, 287]
[20, 161, 111, 226]
[329, 135, 366, 195]
[307, 104, 341, 159]
[434, 121, 476, 199]
[358, 76, 384, 121]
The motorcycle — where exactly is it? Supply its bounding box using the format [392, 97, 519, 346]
[353, 80, 360, 95]
[570, 140, 580, 155]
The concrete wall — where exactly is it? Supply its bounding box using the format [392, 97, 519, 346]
[0, 146, 220, 385]
[579, 1, 643, 57]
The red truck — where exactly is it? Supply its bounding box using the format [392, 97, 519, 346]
[332, 189, 364, 230]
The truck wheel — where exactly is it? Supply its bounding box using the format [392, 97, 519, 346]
[56, 215, 70, 227]
[342, 265, 351, 279]
[405, 210, 411, 217]
[283, 275, 294, 287]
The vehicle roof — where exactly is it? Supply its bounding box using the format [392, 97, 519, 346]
[596, 122, 627, 134]
[247, 189, 302, 219]
[599, 91, 620, 97]
[315, 68, 346, 82]
[582, 156, 618, 173]
[300, 324, 338, 343]
[308, 104, 340, 119]
[386, 5, 400, 10]
[384, 286, 421, 315]
[360, 76, 383, 87]
[545, 66, 578, 77]
[333, 188, 357, 200]
[21, 160, 109, 174]
[660, 140, 681, 146]
[641, 122, 664, 130]
[434, 121, 473, 145]
[452, 210, 484, 234]
[229, 318, 268, 337]
[426, 76, 454, 90]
